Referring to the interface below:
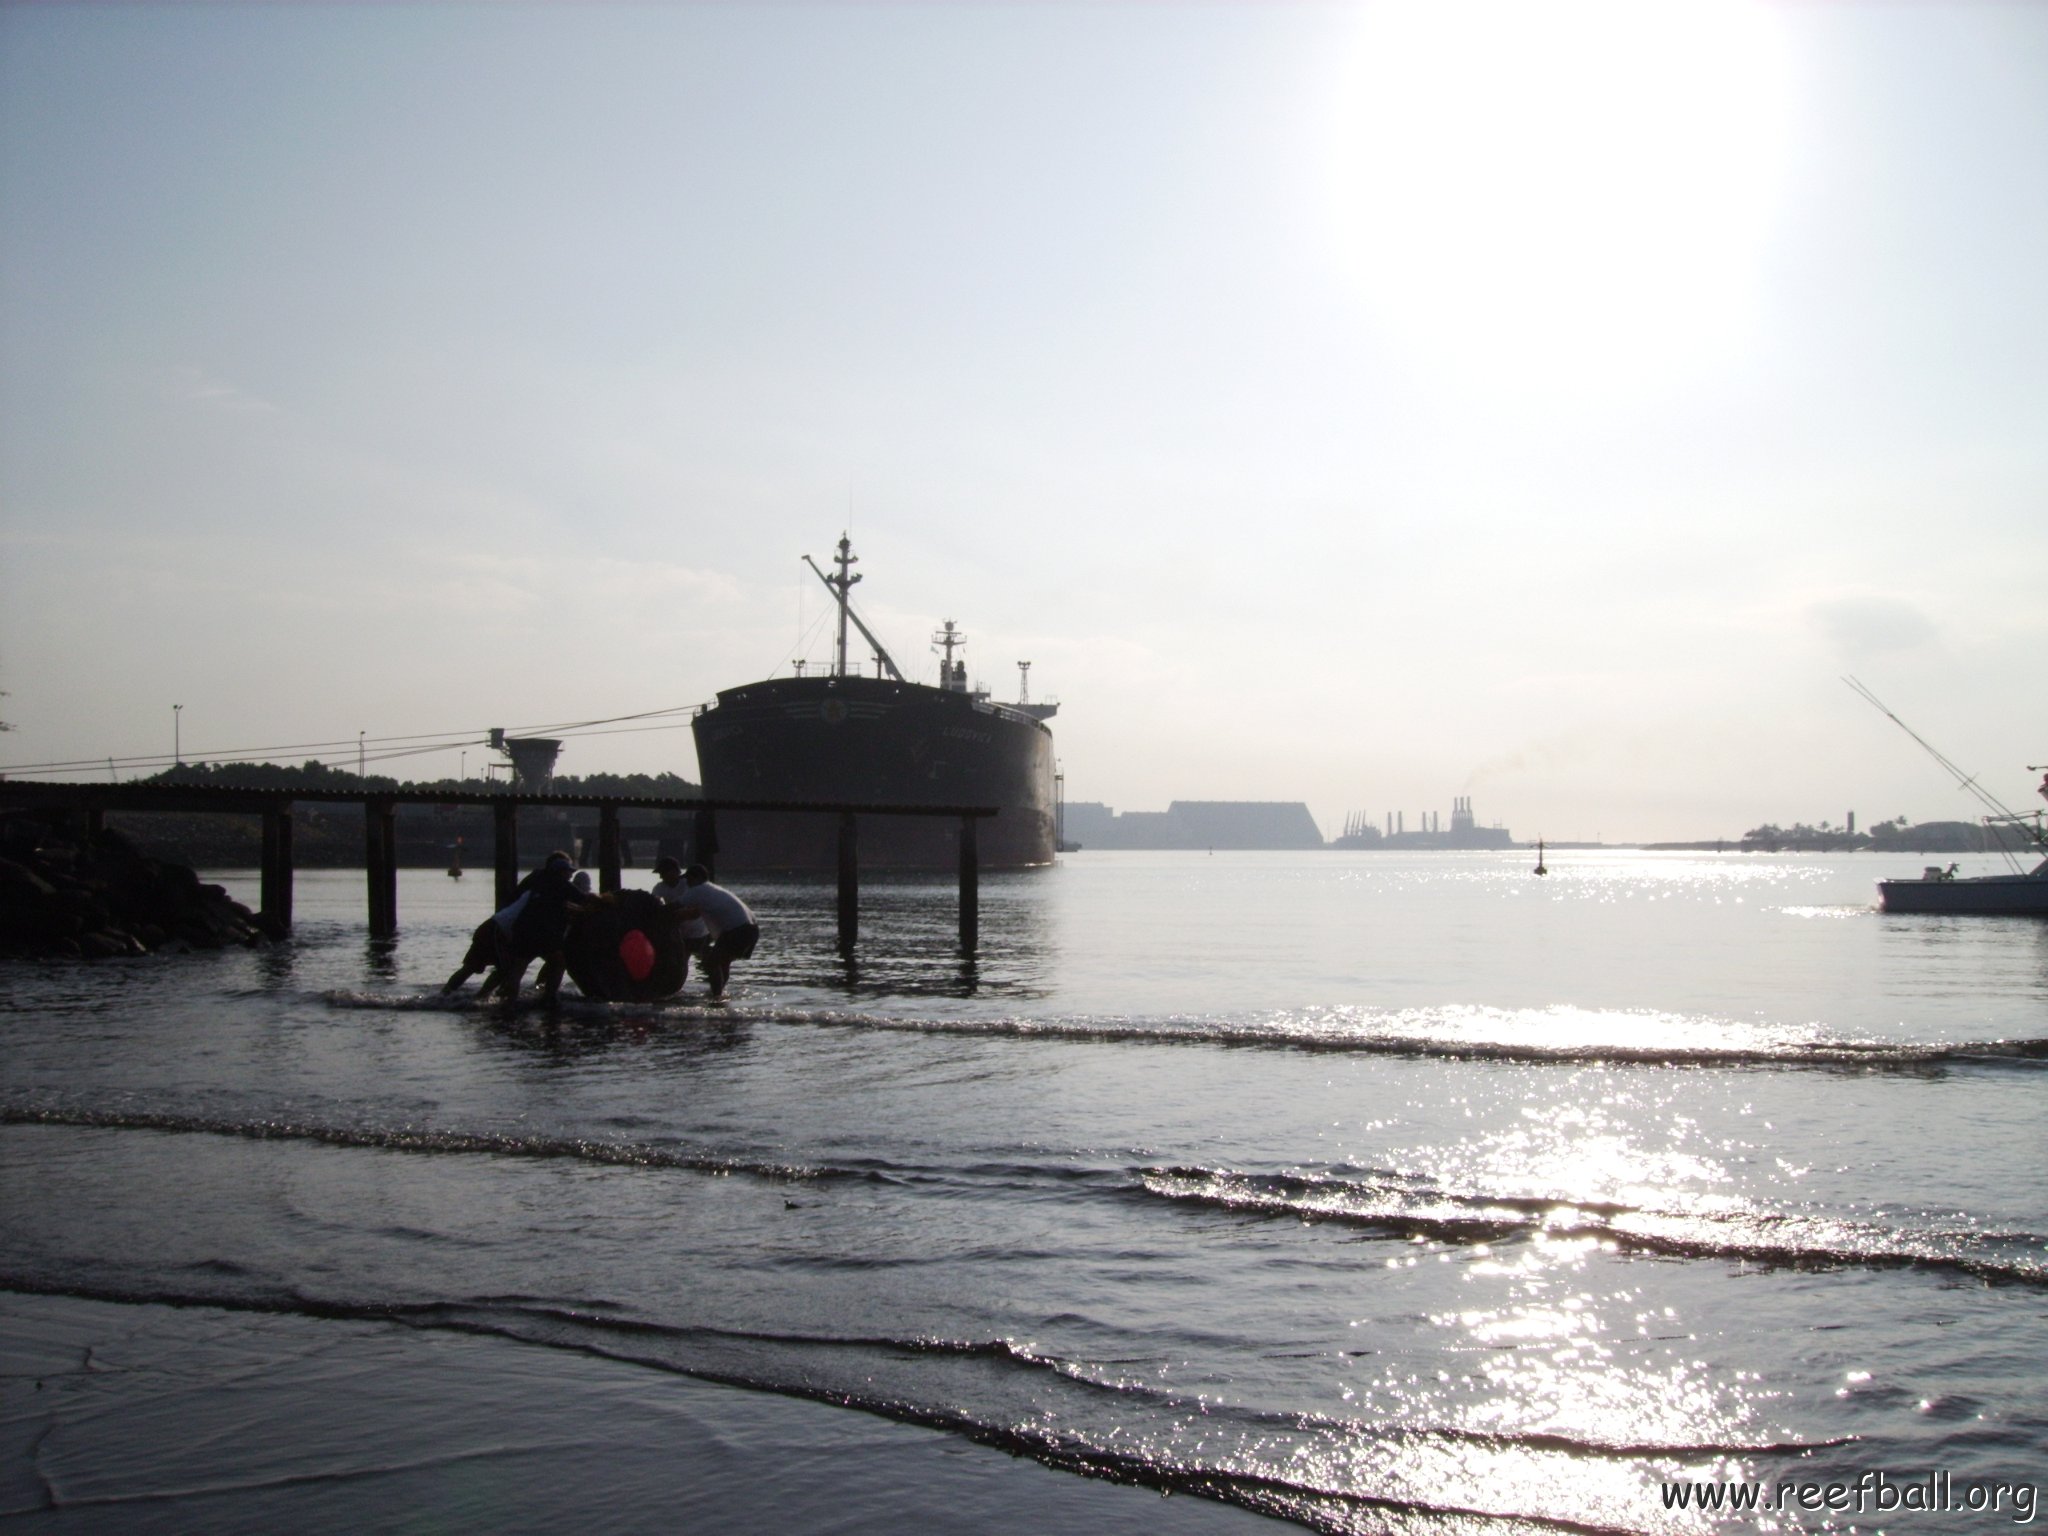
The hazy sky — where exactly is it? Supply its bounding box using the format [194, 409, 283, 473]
[3, 0, 2043, 842]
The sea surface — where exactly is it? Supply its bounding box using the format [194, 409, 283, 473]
[4, 849, 2046, 1533]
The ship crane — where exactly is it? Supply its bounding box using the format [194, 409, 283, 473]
[804, 536, 906, 683]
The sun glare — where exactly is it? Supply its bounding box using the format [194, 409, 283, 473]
[1327, 0, 1790, 394]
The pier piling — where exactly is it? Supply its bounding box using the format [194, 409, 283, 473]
[364, 799, 398, 938]
[260, 808, 294, 934]
[598, 806, 622, 894]
[693, 808, 718, 881]
[362, 804, 381, 935]
[958, 815, 979, 950]
[837, 812, 859, 951]
[493, 801, 519, 910]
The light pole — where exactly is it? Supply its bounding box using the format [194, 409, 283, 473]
[173, 704, 182, 768]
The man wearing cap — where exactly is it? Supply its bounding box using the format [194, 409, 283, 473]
[650, 855, 711, 983]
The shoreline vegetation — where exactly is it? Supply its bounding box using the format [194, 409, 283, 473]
[1706, 817, 2041, 855]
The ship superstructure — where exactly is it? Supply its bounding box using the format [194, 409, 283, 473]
[690, 537, 1058, 871]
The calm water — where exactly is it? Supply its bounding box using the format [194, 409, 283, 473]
[4, 850, 2046, 1532]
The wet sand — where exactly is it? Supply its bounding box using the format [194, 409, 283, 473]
[1, 1293, 1284, 1533]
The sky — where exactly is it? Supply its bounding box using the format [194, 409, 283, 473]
[1, 0, 2043, 843]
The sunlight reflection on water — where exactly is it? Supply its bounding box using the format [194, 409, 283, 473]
[28, 851, 2043, 1530]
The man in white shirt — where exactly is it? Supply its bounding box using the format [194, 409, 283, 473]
[679, 863, 758, 999]
[649, 856, 711, 984]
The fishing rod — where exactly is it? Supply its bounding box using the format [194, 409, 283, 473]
[1844, 676, 2044, 869]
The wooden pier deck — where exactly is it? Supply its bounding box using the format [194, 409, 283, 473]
[0, 782, 996, 950]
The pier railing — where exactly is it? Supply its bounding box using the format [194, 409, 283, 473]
[0, 781, 995, 951]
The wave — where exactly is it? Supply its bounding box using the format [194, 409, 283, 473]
[1140, 1166, 2048, 1288]
[325, 990, 2048, 1072]
[0, 1274, 1824, 1535]
[0, 1105, 839, 1183]
[15, 1100, 2041, 1289]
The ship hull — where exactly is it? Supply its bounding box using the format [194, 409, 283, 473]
[691, 675, 1056, 872]
[1878, 866, 2048, 915]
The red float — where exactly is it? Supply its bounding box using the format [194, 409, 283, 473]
[618, 927, 656, 981]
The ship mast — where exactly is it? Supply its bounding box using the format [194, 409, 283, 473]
[828, 536, 859, 677]
[932, 620, 965, 691]
[802, 536, 907, 683]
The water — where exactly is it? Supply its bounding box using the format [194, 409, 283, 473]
[4, 850, 2046, 1532]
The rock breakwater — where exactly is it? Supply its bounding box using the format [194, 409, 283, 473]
[0, 816, 268, 958]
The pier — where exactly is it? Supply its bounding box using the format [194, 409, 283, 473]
[0, 782, 995, 951]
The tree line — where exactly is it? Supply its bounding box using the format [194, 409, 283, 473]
[146, 760, 701, 799]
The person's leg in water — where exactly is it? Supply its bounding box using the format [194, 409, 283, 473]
[533, 950, 567, 1002]
[703, 923, 756, 1000]
[481, 929, 534, 1001]
[487, 958, 532, 1000]
[704, 930, 740, 999]
[666, 907, 709, 992]
[444, 918, 500, 993]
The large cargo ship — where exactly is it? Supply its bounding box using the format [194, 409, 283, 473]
[690, 537, 1058, 871]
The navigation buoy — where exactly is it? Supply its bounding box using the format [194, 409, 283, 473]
[1534, 839, 1548, 877]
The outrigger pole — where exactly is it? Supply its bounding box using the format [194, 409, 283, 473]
[1844, 676, 2045, 862]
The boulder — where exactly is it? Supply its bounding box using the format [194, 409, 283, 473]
[0, 815, 264, 960]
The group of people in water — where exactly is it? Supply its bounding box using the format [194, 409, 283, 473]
[442, 851, 758, 1004]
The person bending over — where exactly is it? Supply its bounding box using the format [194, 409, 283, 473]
[678, 864, 757, 1000]
[444, 851, 588, 1002]
[649, 855, 711, 984]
